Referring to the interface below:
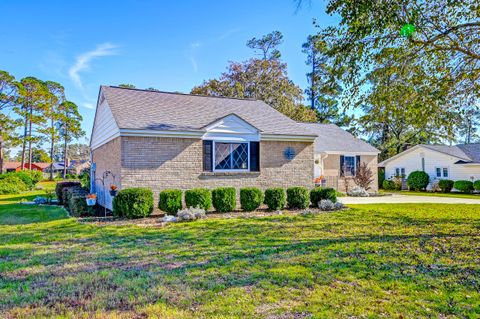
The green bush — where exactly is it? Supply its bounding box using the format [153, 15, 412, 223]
[0, 179, 22, 194]
[158, 189, 183, 215]
[113, 188, 154, 219]
[240, 187, 264, 211]
[185, 188, 212, 210]
[286, 187, 309, 209]
[65, 186, 94, 217]
[24, 170, 43, 184]
[378, 169, 385, 189]
[382, 179, 401, 191]
[264, 188, 286, 210]
[0, 175, 28, 193]
[310, 187, 337, 206]
[79, 169, 90, 188]
[474, 180, 480, 191]
[55, 181, 81, 204]
[63, 186, 84, 210]
[0, 172, 34, 190]
[407, 171, 430, 191]
[212, 187, 236, 212]
[453, 180, 474, 193]
[438, 179, 454, 193]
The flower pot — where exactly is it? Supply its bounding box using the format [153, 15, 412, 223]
[109, 190, 118, 196]
[86, 198, 96, 206]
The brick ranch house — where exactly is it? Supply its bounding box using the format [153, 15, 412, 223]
[90, 86, 319, 209]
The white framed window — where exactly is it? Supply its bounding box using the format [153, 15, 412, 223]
[213, 141, 249, 171]
[435, 167, 449, 178]
[344, 156, 356, 176]
[395, 167, 406, 178]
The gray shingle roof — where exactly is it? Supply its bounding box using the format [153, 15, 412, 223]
[101, 86, 316, 137]
[420, 144, 471, 161]
[297, 122, 379, 153]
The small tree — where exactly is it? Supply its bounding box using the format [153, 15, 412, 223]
[353, 162, 374, 190]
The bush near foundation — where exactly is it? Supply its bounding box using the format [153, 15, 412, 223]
[113, 188, 154, 219]
[158, 189, 183, 215]
[185, 188, 212, 211]
[240, 187, 264, 211]
[212, 187, 236, 212]
[264, 188, 286, 210]
[286, 187, 310, 209]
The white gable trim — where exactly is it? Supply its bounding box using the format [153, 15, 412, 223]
[90, 92, 121, 151]
[378, 145, 427, 166]
[321, 150, 380, 155]
[203, 114, 260, 142]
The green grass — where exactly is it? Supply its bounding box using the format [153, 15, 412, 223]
[385, 190, 480, 199]
[0, 191, 479, 318]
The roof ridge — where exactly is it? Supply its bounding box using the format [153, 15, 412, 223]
[106, 85, 259, 102]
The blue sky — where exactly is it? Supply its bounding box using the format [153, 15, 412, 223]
[0, 0, 338, 142]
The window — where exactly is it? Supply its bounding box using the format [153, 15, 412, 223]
[436, 167, 449, 178]
[343, 156, 356, 176]
[395, 167, 406, 177]
[214, 142, 249, 171]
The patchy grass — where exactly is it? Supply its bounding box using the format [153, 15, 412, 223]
[385, 190, 480, 199]
[0, 191, 479, 318]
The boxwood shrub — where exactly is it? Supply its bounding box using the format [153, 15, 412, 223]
[113, 188, 154, 218]
[240, 187, 264, 211]
[474, 180, 480, 191]
[453, 180, 474, 193]
[407, 171, 430, 191]
[286, 187, 309, 209]
[310, 187, 337, 206]
[185, 188, 212, 210]
[264, 188, 286, 210]
[158, 189, 182, 215]
[438, 179, 454, 193]
[55, 181, 81, 204]
[212, 187, 236, 212]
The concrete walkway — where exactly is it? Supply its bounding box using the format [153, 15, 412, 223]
[340, 194, 480, 205]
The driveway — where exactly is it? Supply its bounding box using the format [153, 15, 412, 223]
[340, 194, 480, 205]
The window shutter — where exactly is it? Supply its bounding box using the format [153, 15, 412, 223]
[203, 140, 213, 171]
[250, 141, 260, 172]
[340, 155, 345, 177]
[356, 155, 361, 175]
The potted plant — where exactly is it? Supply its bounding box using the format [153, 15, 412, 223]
[86, 193, 97, 206]
[109, 185, 118, 196]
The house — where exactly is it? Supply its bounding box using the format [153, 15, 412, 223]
[298, 123, 380, 192]
[2, 162, 51, 173]
[90, 86, 318, 209]
[378, 144, 480, 187]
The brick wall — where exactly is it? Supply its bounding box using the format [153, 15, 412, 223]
[119, 136, 314, 201]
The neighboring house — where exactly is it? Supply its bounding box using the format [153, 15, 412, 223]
[90, 86, 318, 210]
[378, 144, 480, 187]
[298, 123, 380, 192]
[2, 162, 50, 173]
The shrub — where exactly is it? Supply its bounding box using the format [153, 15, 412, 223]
[264, 188, 286, 210]
[382, 179, 399, 191]
[0, 172, 34, 190]
[0, 180, 22, 194]
[286, 187, 309, 209]
[185, 188, 212, 211]
[113, 188, 154, 218]
[24, 170, 43, 185]
[176, 207, 206, 221]
[438, 179, 454, 193]
[0, 175, 28, 193]
[474, 180, 480, 191]
[310, 187, 337, 206]
[79, 169, 90, 188]
[212, 187, 236, 212]
[158, 189, 183, 215]
[64, 186, 85, 210]
[407, 171, 430, 191]
[55, 181, 81, 204]
[65, 186, 95, 217]
[453, 180, 474, 193]
[240, 187, 264, 211]
[378, 169, 385, 189]
[353, 162, 374, 190]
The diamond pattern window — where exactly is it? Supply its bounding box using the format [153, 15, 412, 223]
[214, 142, 249, 170]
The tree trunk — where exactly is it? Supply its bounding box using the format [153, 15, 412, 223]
[27, 107, 33, 170]
[0, 136, 4, 174]
[310, 57, 315, 110]
[49, 119, 54, 180]
[20, 112, 28, 170]
[63, 128, 68, 178]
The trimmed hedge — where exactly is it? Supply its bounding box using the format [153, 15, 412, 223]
[286, 187, 309, 209]
[407, 171, 429, 191]
[438, 179, 454, 193]
[240, 187, 264, 212]
[158, 189, 183, 215]
[55, 181, 81, 204]
[310, 187, 337, 206]
[474, 180, 480, 191]
[113, 188, 154, 218]
[264, 188, 286, 210]
[185, 188, 212, 210]
[453, 180, 474, 193]
[212, 187, 236, 212]
[66, 186, 94, 217]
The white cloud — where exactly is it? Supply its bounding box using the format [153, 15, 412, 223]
[82, 102, 95, 109]
[218, 28, 241, 41]
[186, 42, 200, 73]
[68, 42, 118, 90]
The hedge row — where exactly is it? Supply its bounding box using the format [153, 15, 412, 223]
[156, 186, 337, 216]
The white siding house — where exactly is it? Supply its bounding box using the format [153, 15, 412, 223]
[378, 144, 480, 188]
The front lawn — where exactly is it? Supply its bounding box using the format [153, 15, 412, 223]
[385, 190, 480, 199]
[0, 191, 479, 318]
